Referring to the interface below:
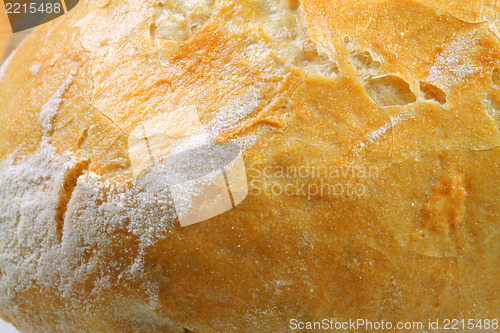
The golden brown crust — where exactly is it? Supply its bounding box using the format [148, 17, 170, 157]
[0, 0, 499, 332]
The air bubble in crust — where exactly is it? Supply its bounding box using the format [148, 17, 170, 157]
[492, 68, 500, 86]
[365, 75, 416, 107]
[420, 81, 447, 105]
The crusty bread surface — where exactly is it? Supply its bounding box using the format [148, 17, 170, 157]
[0, 0, 499, 332]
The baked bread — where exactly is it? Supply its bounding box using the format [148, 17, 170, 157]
[0, 0, 500, 332]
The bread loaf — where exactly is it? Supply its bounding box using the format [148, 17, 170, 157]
[0, 0, 499, 332]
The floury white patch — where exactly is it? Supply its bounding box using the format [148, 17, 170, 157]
[136, 142, 248, 227]
[128, 105, 250, 227]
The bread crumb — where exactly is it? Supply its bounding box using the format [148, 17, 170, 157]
[29, 64, 40, 75]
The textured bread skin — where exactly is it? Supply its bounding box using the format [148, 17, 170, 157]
[0, 0, 500, 332]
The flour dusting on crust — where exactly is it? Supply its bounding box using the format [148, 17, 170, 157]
[0, 138, 178, 332]
[428, 30, 482, 89]
[38, 71, 77, 133]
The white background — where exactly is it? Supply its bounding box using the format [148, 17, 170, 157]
[0, 319, 20, 332]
